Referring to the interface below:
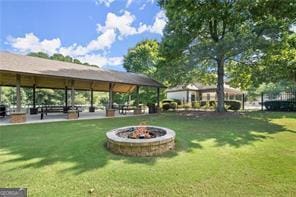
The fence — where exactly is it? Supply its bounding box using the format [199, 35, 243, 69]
[260, 90, 296, 111]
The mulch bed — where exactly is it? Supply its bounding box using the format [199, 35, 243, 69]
[176, 110, 244, 118]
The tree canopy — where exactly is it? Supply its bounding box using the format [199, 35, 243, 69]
[123, 40, 164, 79]
[159, 0, 296, 111]
[123, 40, 165, 104]
[27, 52, 96, 67]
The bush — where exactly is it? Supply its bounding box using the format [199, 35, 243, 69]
[162, 103, 171, 111]
[224, 101, 241, 110]
[170, 102, 178, 110]
[192, 101, 201, 109]
[264, 101, 296, 111]
[200, 100, 241, 110]
[161, 99, 174, 104]
[184, 103, 192, 110]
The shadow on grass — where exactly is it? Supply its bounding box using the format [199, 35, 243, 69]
[0, 112, 294, 174]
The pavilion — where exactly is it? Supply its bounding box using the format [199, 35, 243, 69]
[0, 52, 164, 124]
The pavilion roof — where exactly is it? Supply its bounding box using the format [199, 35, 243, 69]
[0, 52, 164, 92]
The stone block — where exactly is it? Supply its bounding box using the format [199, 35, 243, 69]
[10, 112, 26, 123]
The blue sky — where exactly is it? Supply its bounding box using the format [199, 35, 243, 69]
[0, 0, 166, 71]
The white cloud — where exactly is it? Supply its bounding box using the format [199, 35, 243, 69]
[95, 0, 114, 7]
[126, 0, 133, 8]
[96, 10, 167, 40]
[137, 23, 149, 34]
[86, 29, 116, 51]
[7, 32, 121, 68]
[77, 54, 123, 67]
[108, 56, 124, 65]
[139, 3, 146, 10]
[58, 29, 116, 57]
[149, 10, 167, 35]
[97, 11, 138, 39]
[136, 11, 167, 35]
[7, 33, 61, 55]
[290, 24, 296, 32]
[6, 10, 167, 69]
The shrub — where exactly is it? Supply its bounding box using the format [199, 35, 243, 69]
[184, 103, 192, 110]
[264, 101, 296, 111]
[205, 101, 211, 109]
[200, 100, 241, 110]
[161, 99, 178, 110]
[170, 102, 178, 110]
[192, 101, 201, 109]
[162, 103, 171, 111]
[210, 101, 216, 109]
[224, 101, 241, 110]
[161, 99, 174, 104]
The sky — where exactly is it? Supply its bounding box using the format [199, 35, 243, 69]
[0, 0, 166, 71]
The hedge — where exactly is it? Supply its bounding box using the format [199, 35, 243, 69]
[264, 101, 296, 111]
[200, 100, 241, 110]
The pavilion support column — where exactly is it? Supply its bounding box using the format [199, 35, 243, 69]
[0, 86, 2, 104]
[157, 87, 160, 113]
[134, 85, 142, 115]
[71, 81, 75, 109]
[16, 75, 21, 112]
[242, 93, 245, 111]
[106, 82, 115, 117]
[89, 89, 95, 112]
[64, 86, 68, 112]
[10, 74, 26, 123]
[68, 80, 78, 120]
[30, 84, 38, 114]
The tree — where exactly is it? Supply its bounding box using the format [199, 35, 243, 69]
[123, 40, 164, 79]
[160, 0, 296, 112]
[28, 52, 49, 59]
[123, 40, 166, 104]
[227, 33, 296, 89]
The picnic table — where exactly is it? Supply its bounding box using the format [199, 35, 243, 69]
[118, 105, 136, 115]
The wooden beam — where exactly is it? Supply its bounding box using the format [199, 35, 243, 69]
[65, 86, 68, 109]
[108, 82, 113, 109]
[90, 89, 93, 108]
[32, 84, 36, 108]
[0, 86, 2, 103]
[157, 87, 160, 108]
[16, 74, 21, 112]
[136, 85, 140, 108]
[71, 80, 75, 110]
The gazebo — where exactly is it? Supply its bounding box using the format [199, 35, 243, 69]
[0, 52, 164, 123]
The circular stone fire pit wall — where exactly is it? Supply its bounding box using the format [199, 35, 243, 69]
[106, 126, 175, 156]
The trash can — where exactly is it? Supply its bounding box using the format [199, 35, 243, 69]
[148, 103, 156, 114]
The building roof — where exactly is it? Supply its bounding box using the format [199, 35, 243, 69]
[0, 52, 164, 92]
[166, 83, 242, 94]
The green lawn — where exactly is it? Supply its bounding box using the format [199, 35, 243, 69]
[0, 112, 295, 196]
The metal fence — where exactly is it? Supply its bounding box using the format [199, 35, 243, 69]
[260, 90, 296, 111]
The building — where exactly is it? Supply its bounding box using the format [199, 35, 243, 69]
[166, 83, 242, 103]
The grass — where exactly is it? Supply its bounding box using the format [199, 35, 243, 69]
[0, 112, 295, 196]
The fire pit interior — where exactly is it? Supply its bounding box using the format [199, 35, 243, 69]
[106, 125, 175, 156]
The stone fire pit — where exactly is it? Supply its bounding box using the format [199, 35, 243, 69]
[106, 126, 175, 156]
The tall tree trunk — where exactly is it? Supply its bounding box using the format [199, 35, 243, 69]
[216, 57, 225, 112]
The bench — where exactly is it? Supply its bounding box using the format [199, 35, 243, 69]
[40, 106, 80, 119]
[119, 105, 137, 115]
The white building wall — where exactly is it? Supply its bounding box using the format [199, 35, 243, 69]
[201, 92, 216, 101]
[167, 91, 187, 103]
